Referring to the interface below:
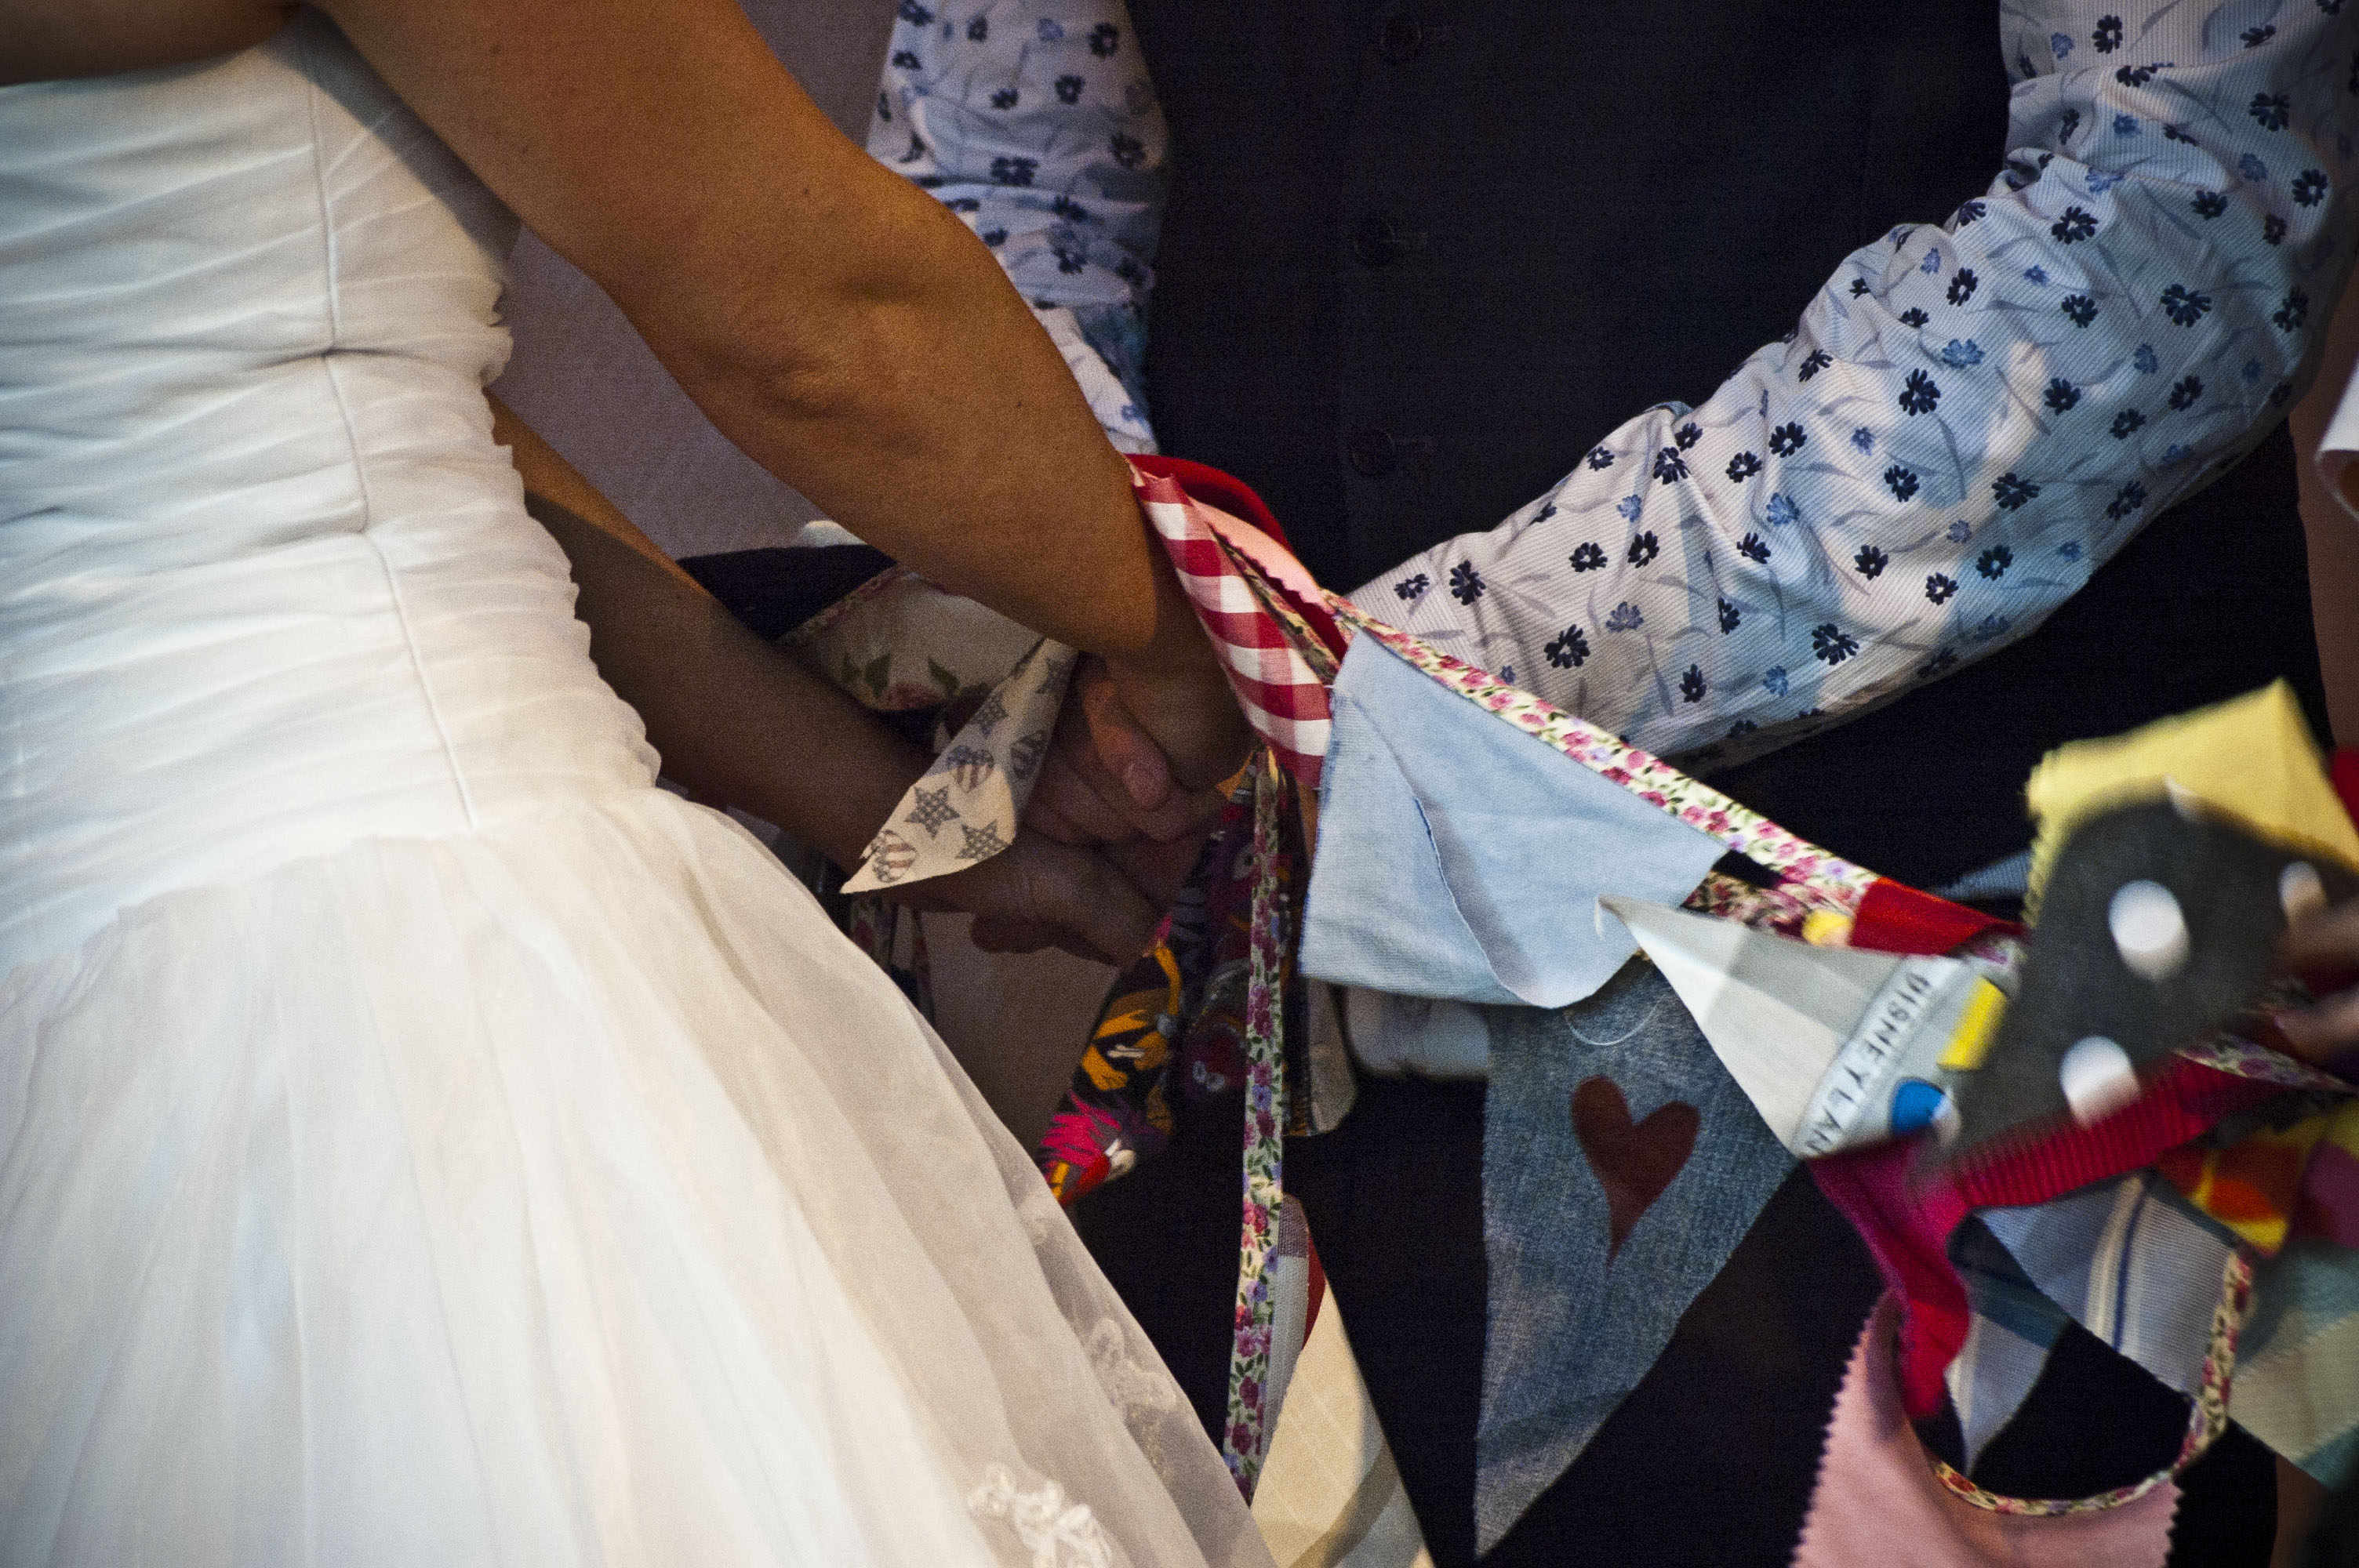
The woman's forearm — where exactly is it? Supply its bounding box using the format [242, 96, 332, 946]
[328, 0, 1209, 683]
[489, 395, 925, 868]
[647, 192, 1217, 685]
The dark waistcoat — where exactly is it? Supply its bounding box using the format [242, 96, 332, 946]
[1131, 0, 2324, 887]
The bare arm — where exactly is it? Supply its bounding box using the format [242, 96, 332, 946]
[317, 0, 1228, 770]
[488, 394, 923, 869]
[488, 396, 1158, 962]
[0, 0, 291, 84]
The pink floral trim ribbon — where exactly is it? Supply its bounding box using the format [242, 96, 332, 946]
[1221, 760, 1290, 1495]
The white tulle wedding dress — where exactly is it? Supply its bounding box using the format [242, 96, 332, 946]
[0, 15, 1265, 1567]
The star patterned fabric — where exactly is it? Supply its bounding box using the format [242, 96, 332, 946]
[841, 636, 1075, 893]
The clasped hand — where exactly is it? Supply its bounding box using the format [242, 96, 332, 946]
[896, 652, 1245, 967]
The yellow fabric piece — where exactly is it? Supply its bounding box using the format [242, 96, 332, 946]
[1801, 909, 1856, 947]
[1937, 978, 2006, 1071]
[2325, 1098, 2359, 1160]
[2023, 681, 2359, 913]
[2159, 1116, 2332, 1256]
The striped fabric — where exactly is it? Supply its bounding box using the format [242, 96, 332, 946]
[1980, 1168, 2359, 1490]
[1132, 464, 1333, 789]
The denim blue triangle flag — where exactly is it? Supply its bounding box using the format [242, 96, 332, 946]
[1476, 960, 1794, 1552]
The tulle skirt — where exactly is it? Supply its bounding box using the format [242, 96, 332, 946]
[0, 789, 1263, 1568]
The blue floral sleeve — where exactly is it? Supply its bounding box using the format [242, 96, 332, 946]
[866, 0, 1165, 448]
[873, 1, 2357, 769]
[1374, 0, 2357, 765]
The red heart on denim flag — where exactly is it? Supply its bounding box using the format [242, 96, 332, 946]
[1572, 1076, 1699, 1262]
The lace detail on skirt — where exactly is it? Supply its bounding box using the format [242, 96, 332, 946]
[1085, 1318, 1185, 1421]
[969, 1465, 1116, 1568]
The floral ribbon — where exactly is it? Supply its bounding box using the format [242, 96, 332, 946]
[1032, 753, 1302, 1497]
[1223, 760, 1292, 1494]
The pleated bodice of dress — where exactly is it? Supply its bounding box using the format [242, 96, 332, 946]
[0, 13, 656, 975]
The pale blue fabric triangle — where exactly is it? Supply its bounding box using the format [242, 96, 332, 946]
[1946, 1218, 2067, 1472]
[1302, 636, 1728, 1007]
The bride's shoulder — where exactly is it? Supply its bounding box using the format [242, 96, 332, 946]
[0, 0, 293, 88]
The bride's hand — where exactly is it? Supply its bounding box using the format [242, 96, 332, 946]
[893, 828, 1161, 967]
[1020, 658, 1231, 928]
[1101, 644, 1252, 798]
[1027, 657, 1228, 848]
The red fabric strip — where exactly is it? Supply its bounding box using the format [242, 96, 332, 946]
[1130, 454, 1289, 545]
[1131, 468, 1332, 789]
[1849, 878, 2016, 955]
[1814, 1058, 2280, 1417]
[2330, 746, 2359, 824]
[1818, 879, 2273, 1415]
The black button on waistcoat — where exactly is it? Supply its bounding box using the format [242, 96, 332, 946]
[1346, 427, 1400, 477]
[1379, 15, 1427, 63]
[1352, 212, 1401, 267]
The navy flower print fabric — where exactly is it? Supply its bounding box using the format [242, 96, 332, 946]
[874, 0, 2358, 766]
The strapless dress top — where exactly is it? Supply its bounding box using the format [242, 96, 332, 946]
[0, 15, 656, 975]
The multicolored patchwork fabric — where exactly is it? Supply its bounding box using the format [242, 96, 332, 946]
[1038, 770, 1260, 1203]
[1814, 1054, 2287, 1421]
[2156, 1110, 2335, 1257]
[1035, 753, 1307, 1498]
[2236, 1233, 2359, 1487]
[1967, 1152, 2359, 1492]
[1932, 1249, 2249, 1517]
[1959, 1168, 2247, 1504]
[1010, 458, 2358, 1521]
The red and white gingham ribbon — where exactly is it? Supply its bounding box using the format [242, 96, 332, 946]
[1134, 468, 1332, 789]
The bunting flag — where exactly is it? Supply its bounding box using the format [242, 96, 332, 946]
[841, 637, 1076, 892]
[1251, 1286, 1436, 1568]
[1601, 897, 2008, 1158]
[1949, 797, 2359, 1160]
[1947, 684, 2359, 1160]
[729, 463, 2359, 1548]
[1793, 1298, 2184, 1567]
[982, 460, 2359, 1534]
